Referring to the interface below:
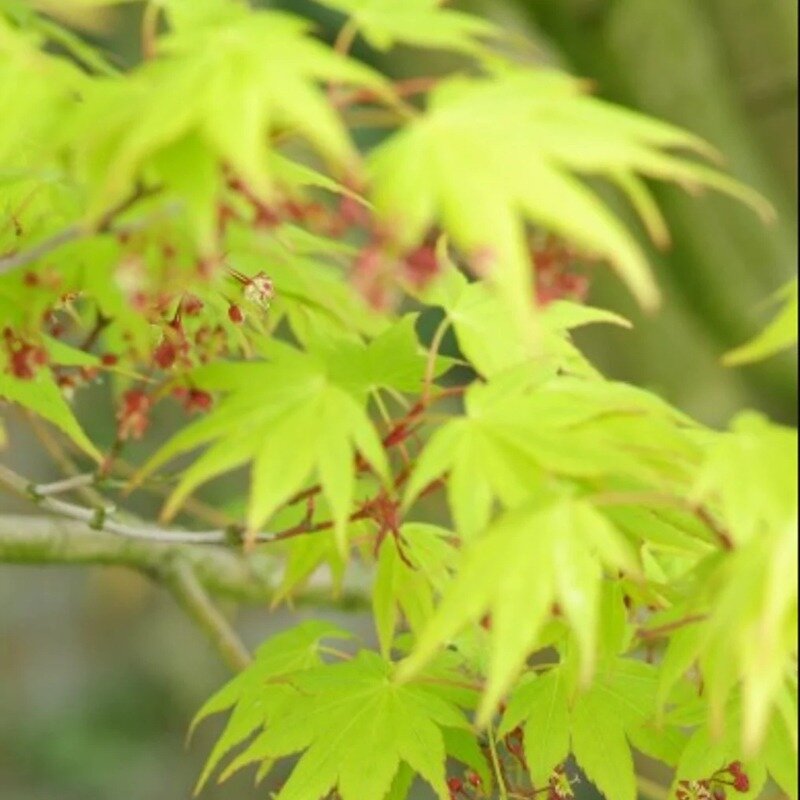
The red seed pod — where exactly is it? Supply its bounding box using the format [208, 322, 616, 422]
[117, 390, 152, 440]
[446, 776, 462, 793]
[732, 773, 750, 792]
[713, 789, 726, 800]
[5, 336, 48, 380]
[153, 339, 178, 369]
[181, 294, 204, 316]
[101, 353, 119, 367]
[403, 243, 439, 288]
[254, 203, 281, 228]
[184, 389, 213, 414]
[727, 762, 743, 776]
[337, 194, 369, 228]
[228, 304, 245, 324]
[466, 770, 482, 788]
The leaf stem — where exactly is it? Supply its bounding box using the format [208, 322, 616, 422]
[422, 317, 451, 404]
[0, 184, 160, 276]
[637, 613, 707, 640]
[487, 725, 509, 800]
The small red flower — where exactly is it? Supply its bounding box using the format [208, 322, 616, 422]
[181, 294, 204, 316]
[117, 389, 152, 440]
[183, 389, 213, 414]
[228, 304, 245, 324]
[153, 339, 178, 369]
[732, 773, 750, 792]
[403, 243, 439, 288]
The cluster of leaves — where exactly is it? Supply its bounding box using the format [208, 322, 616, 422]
[0, 1, 796, 799]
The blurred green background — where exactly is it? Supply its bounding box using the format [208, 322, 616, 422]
[1, 1, 796, 798]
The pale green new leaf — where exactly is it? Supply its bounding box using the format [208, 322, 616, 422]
[398, 498, 637, 722]
[373, 525, 456, 656]
[501, 659, 669, 800]
[370, 69, 771, 313]
[692, 412, 797, 545]
[136, 348, 388, 543]
[230, 651, 468, 800]
[312, 0, 497, 54]
[192, 621, 351, 793]
[65, 8, 385, 226]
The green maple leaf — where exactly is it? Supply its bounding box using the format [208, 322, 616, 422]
[692, 411, 798, 545]
[65, 7, 385, 233]
[370, 68, 771, 319]
[136, 342, 393, 550]
[192, 621, 351, 793]
[229, 651, 468, 800]
[397, 496, 638, 722]
[404, 370, 698, 538]
[313, 0, 497, 54]
[501, 659, 678, 800]
[373, 523, 458, 656]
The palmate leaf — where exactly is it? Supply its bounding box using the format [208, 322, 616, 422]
[312, 0, 497, 54]
[137, 345, 389, 548]
[692, 412, 797, 546]
[373, 523, 457, 656]
[668, 691, 798, 799]
[191, 620, 351, 792]
[397, 496, 638, 722]
[203, 649, 470, 800]
[369, 68, 772, 317]
[63, 6, 386, 229]
[499, 659, 676, 800]
[404, 369, 700, 539]
[138, 320, 440, 545]
[700, 521, 797, 754]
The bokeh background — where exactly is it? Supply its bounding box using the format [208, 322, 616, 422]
[1, 1, 796, 798]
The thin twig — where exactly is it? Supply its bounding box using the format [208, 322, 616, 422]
[0, 515, 371, 609]
[0, 463, 269, 545]
[0, 185, 159, 276]
[637, 613, 707, 641]
[165, 560, 252, 672]
[25, 412, 107, 506]
[32, 473, 95, 497]
[487, 725, 510, 800]
[422, 317, 451, 404]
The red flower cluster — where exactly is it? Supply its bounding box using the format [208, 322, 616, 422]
[3, 328, 48, 380]
[117, 389, 152, 440]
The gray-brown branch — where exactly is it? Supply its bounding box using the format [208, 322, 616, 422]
[0, 515, 369, 610]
